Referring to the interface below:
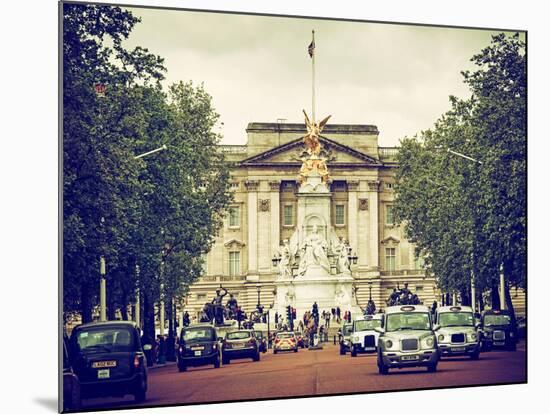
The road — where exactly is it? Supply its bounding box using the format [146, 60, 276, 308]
[83, 342, 526, 410]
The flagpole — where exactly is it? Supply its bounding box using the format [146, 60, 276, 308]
[311, 30, 316, 124]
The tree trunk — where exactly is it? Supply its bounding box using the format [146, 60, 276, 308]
[460, 288, 470, 306]
[120, 291, 129, 321]
[81, 282, 93, 323]
[143, 291, 155, 341]
[491, 282, 501, 310]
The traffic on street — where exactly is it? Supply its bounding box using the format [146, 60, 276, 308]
[80, 338, 526, 410]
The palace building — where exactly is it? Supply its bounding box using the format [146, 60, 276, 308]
[184, 121, 438, 321]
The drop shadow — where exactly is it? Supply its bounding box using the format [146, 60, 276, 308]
[34, 397, 58, 412]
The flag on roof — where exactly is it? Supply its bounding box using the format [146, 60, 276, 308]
[308, 39, 315, 58]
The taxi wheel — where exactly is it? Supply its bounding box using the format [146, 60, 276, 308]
[134, 380, 147, 402]
[253, 352, 260, 362]
[222, 357, 230, 365]
[178, 363, 187, 372]
[378, 364, 389, 375]
[214, 356, 221, 368]
[470, 351, 480, 360]
[509, 343, 517, 351]
[274, 349, 278, 354]
[294, 348, 298, 353]
[339, 346, 346, 355]
[351, 348, 357, 357]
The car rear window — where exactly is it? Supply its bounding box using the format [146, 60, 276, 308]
[74, 326, 135, 353]
[181, 328, 215, 342]
[277, 333, 294, 339]
[226, 331, 251, 340]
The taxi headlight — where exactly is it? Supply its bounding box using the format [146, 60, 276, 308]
[469, 333, 477, 341]
[352, 335, 359, 342]
[438, 334, 445, 342]
[425, 337, 435, 348]
[510, 332, 515, 338]
[385, 339, 393, 349]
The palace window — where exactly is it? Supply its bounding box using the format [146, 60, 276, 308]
[335, 204, 345, 226]
[385, 248, 396, 271]
[415, 286, 424, 293]
[228, 205, 240, 228]
[385, 182, 394, 190]
[283, 204, 294, 226]
[197, 293, 206, 301]
[385, 205, 395, 225]
[228, 252, 240, 276]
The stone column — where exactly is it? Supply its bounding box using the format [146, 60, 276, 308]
[357, 182, 369, 269]
[245, 180, 259, 275]
[269, 180, 280, 260]
[257, 182, 272, 273]
[347, 180, 359, 259]
[367, 180, 380, 269]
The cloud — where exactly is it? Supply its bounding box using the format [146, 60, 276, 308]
[121, 6, 521, 146]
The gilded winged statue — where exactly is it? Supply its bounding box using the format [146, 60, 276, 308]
[302, 110, 331, 156]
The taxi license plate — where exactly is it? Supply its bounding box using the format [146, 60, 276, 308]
[92, 361, 117, 368]
[453, 347, 466, 352]
[494, 341, 505, 346]
[97, 369, 110, 379]
[191, 346, 204, 351]
[194, 351, 201, 356]
[234, 343, 244, 348]
[365, 347, 375, 351]
[401, 355, 419, 361]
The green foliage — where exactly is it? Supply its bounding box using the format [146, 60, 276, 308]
[63, 4, 232, 323]
[395, 34, 526, 301]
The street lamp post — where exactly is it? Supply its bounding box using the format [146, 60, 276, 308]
[99, 256, 106, 322]
[439, 147, 484, 310]
[256, 283, 261, 308]
[135, 264, 140, 328]
[97, 146, 168, 322]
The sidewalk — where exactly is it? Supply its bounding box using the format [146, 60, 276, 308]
[148, 361, 177, 370]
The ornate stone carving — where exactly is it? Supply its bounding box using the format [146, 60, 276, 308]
[269, 181, 280, 191]
[367, 180, 381, 192]
[244, 180, 259, 192]
[347, 180, 360, 191]
[258, 199, 270, 212]
[359, 198, 369, 211]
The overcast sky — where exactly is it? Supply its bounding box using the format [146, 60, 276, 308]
[122, 6, 518, 147]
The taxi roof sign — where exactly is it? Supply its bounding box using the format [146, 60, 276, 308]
[400, 305, 415, 312]
[450, 306, 462, 312]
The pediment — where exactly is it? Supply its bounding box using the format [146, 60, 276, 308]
[240, 136, 382, 167]
[224, 239, 246, 249]
[381, 236, 400, 245]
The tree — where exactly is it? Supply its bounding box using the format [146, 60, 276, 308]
[395, 34, 526, 316]
[63, 4, 233, 333]
[63, 3, 165, 322]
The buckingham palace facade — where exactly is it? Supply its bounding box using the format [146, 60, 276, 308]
[182, 121, 440, 320]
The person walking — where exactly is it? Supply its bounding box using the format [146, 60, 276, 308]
[336, 306, 341, 323]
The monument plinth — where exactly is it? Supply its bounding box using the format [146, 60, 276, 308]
[271, 111, 363, 322]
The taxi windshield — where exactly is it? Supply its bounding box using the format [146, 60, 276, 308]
[354, 319, 381, 331]
[226, 331, 251, 340]
[182, 328, 215, 342]
[386, 312, 431, 332]
[439, 312, 475, 327]
[343, 325, 353, 335]
[484, 314, 511, 326]
[75, 327, 135, 353]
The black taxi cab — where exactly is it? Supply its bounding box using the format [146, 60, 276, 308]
[480, 309, 517, 351]
[177, 324, 221, 371]
[68, 321, 148, 403]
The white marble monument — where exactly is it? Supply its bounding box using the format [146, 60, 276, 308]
[272, 112, 363, 322]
